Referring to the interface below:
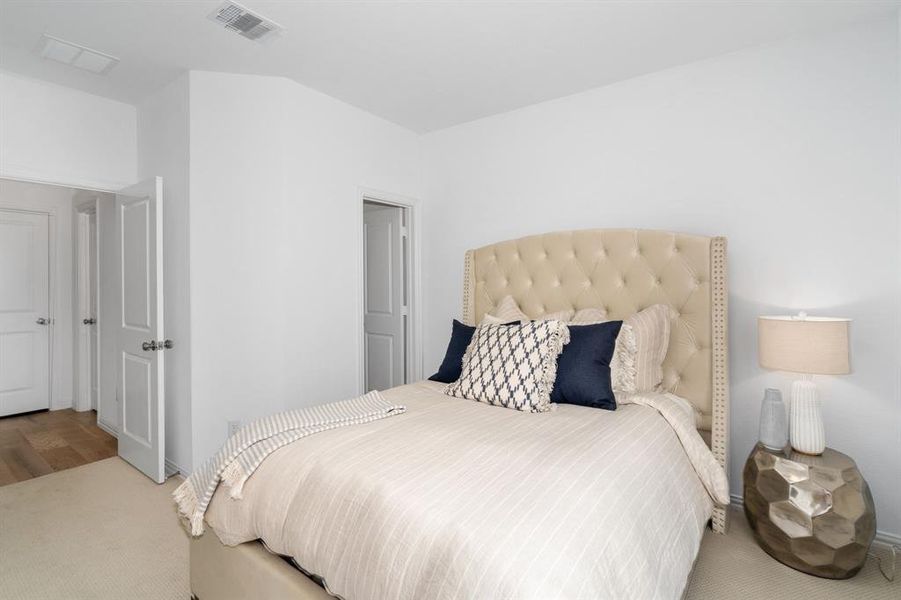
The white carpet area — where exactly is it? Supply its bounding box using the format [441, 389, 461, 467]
[0, 457, 896, 599]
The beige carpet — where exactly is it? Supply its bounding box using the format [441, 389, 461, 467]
[0, 458, 896, 599]
[685, 507, 898, 600]
[0, 457, 189, 599]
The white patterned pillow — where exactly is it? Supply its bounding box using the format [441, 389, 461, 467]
[445, 320, 570, 413]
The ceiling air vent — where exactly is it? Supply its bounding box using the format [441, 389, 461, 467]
[208, 2, 284, 44]
[37, 34, 119, 74]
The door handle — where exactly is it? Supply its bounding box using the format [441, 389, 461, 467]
[36, 318, 49, 325]
[83, 318, 97, 325]
[142, 339, 174, 352]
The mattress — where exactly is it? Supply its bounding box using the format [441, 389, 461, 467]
[205, 380, 720, 599]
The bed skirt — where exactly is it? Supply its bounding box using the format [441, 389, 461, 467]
[191, 528, 706, 600]
[191, 531, 332, 600]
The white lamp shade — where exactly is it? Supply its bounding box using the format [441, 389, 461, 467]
[758, 316, 850, 375]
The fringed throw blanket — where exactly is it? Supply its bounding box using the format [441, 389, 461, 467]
[173, 390, 405, 536]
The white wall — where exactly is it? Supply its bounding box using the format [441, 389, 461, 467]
[421, 18, 901, 538]
[188, 71, 420, 466]
[0, 71, 137, 191]
[0, 178, 76, 410]
[137, 74, 193, 474]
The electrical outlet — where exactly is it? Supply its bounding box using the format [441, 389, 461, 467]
[227, 420, 242, 438]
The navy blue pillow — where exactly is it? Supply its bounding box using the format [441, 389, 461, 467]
[430, 319, 518, 383]
[429, 320, 477, 383]
[551, 321, 623, 410]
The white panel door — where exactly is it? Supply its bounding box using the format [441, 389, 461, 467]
[363, 203, 406, 391]
[116, 177, 165, 483]
[0, 210, 50, 416]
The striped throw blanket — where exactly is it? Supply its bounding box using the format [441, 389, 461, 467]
[173, 390, 405, 536]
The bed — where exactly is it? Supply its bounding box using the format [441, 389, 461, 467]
[190, 229, 730, 600]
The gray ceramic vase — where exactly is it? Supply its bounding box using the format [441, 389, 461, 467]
[759, 388, 787, 450]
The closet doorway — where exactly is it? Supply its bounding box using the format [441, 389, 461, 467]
[360, 192, 421, 392]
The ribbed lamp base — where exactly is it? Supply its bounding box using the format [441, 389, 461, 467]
[790, 380, 825, 455]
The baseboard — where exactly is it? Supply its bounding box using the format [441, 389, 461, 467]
[876, 530, 901, 547]
[96, 418, 118, 438]
[165, 458, 183, 478]
[50, 398, 73, 411]
[730, 493, 900, 546]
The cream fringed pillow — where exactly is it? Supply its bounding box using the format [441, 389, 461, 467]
[445, 320, 570, 413]
[572, 304, 672, 392]
[487, 295, 528, 323]
[569, 307, 607, 324]
[482, 295, 574, 325]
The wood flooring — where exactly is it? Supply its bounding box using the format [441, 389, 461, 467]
[0, 409, 116, 486]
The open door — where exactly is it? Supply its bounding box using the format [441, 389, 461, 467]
[116, 177, 165, 483]
[363, 202, 407, 391]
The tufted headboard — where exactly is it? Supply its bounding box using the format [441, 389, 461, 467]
[462, 229, 729, 533]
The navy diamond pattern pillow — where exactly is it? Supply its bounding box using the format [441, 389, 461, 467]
[445, 321, 570, 413]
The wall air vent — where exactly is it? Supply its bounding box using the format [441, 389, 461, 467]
[208, 2, 284, 44]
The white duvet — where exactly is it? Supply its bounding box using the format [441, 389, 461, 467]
[205, 381, 728, 600]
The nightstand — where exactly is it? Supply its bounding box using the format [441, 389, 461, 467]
[743, 443, 876, 579]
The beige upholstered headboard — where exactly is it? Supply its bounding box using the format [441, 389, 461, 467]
[462, 229, 730, 533]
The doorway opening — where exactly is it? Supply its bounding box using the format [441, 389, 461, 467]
[1, 176, 168, 484]
[360, 192, 421, 392]
[0, 178, 117, 485]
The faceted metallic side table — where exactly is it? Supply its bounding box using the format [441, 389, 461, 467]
[743, 444, 876, 579]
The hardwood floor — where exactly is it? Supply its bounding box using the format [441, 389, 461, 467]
[0, 409, 117, 486]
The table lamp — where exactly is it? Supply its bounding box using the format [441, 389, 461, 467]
[758, 312, 850, 455]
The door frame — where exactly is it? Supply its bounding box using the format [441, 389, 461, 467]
[74, 199, 101, 417]
[356, 188, 422, 394]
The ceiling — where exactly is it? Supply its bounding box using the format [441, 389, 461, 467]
[0, 1, 898, 132]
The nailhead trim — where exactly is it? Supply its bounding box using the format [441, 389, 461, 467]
[462, 250, 475, 326]
[710, 236, 730, 534]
